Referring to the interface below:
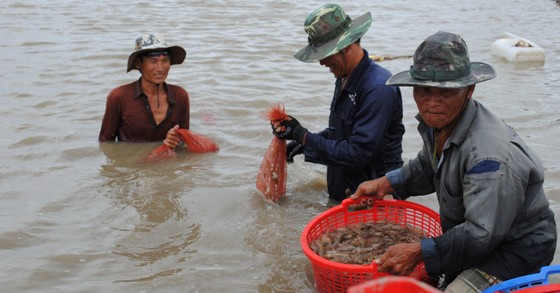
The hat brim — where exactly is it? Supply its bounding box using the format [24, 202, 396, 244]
[126, 45, 186, 72]
[386, 62, 497, 88]
[294, 11, 372, 63]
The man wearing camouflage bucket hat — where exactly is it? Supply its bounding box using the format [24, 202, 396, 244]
[272, 4, 405, 203]
[352, 31, 557, 292]
[99, 33, 189, 147]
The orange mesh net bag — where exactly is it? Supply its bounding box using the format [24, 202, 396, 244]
[176, 129, 219, 153]
[256, 103, 289, 202]
[144, 144, 178, 162]
[144, 129, 219, 162]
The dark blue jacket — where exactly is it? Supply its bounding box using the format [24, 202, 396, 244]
[304, 50, 404, 201]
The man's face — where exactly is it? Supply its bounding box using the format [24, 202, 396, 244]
[413, 85, 474, 129]
[319, 51, 345, 78]
[139, 51, 171, 84]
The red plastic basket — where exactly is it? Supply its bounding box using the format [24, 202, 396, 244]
[514, 284, 560, 293]
[301, 198, 443, 293]
[347, 276, 442, 293]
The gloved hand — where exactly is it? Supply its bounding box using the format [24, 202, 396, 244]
[271, 115, 308, 144]
[286, 141, 304, 163]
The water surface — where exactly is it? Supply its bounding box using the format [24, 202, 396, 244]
[1, 1, 559, 292]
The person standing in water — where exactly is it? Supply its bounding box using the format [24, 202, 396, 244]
[272, 4, 405, 203]
[99, 33, 188, 148]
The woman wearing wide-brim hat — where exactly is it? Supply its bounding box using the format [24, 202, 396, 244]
[99, 33, 189, 148]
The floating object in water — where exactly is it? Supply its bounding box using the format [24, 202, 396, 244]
[370, 54, 413, 61]
[491, 33, 545, 63]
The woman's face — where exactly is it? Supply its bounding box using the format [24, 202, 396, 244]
[413, 85, 475, 129]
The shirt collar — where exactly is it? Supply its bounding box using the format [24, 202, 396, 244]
[337, 49, 371, 94]
[448, 99, 476, 146]
[132, 78, 175, 105]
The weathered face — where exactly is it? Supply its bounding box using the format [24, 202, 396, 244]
[413, 85, 475, 129]
[138, 51, 171, 84]
[319, 51, 345, 78]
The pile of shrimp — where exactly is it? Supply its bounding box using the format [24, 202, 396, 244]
[310, 220, 426, 265]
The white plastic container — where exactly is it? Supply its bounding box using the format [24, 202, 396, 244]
[491, 33, 545, 63]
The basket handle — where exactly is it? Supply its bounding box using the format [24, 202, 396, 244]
[341, 198, 397, 210]
[341, 198, 376, 213]
[341, 198, 360, 207]
[541, 265, 560, 281]
[367, 260, 393, 278]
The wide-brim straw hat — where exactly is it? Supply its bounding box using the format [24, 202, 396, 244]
[387, 31, 496, 88]
[126, 33, 186, 72]
[294, 4, 372, 63]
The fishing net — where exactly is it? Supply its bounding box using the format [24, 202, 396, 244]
[256, 103, 289, 202]
[144, 129, 219, 162]
[144, 144, 177, 162]
[177, 129, 219, 153]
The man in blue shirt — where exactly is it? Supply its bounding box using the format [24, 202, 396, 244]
[272, 4, 404, 203]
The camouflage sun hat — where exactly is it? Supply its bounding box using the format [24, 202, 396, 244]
[386, 31, 496, 88]
[126, 33, 186, 72]
[294, 4, 372, 63]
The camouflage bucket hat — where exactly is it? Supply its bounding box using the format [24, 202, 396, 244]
[386, 31, 496, 88]
[294, 4, 372, 63]
[127, 33, 186, 72]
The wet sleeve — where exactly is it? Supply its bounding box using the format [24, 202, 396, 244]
[421, 238, 441, 276]
[177, 87, 190, 129]
[98, 90, 121, 142]
[303, 86, 398, 167]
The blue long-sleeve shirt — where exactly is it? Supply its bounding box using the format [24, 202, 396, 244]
[303, 49, 405, 201]
[386, 99, 557, 281]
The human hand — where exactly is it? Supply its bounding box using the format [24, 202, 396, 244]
[163, 125, 181, 148]
[271, 115, 307, 144]
[376, 242, 422, 276]
[350, 177, 394, 202]
[286, 141, 304, 163]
